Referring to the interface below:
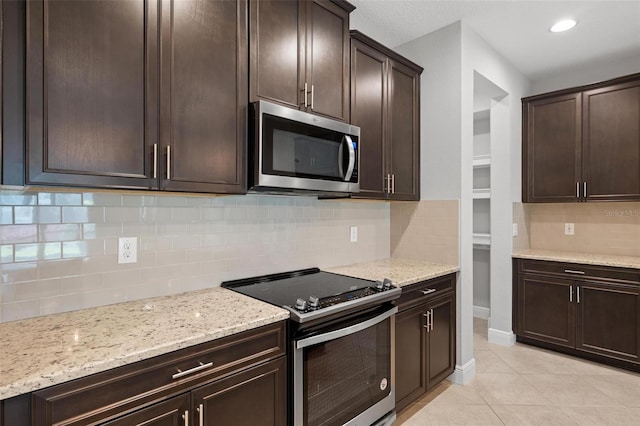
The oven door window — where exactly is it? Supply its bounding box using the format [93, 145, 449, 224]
[262, 114, 356, 182]
[302, 317, 391, 426]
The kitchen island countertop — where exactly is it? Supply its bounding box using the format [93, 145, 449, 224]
[327, 258, 459, 287]
[513, 249, 640, 270]
[0, 287, 289, 400]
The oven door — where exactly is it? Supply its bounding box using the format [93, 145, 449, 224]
[293, 305, 397, 426]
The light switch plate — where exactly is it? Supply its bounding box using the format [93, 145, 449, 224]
[118, 237, 138, 264]
[512, 223, 518, 237]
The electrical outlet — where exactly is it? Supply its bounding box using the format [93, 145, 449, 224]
[350, 226, 358, 243]
[564, 223, 575, 236]
[512, 223, 519, 237]
[118, 237, 138, 264]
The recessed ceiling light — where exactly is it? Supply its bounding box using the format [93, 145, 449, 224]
[550, 19, 577, 33]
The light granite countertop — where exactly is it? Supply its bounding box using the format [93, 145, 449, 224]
[0, 287, 289, 401]
[513, 249, 640, 270]
[327, 258, 459, 287]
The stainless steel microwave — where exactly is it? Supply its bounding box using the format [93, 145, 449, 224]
[249, 101, 360, 195]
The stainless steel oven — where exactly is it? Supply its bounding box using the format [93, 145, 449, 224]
[222, 268, 400, 426]
[250, 101, 360, 195]
[293, 304, 397, 426]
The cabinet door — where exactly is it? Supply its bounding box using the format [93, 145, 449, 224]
[160, 0, 247, 194]
[387, 58, 420, 201]
[249, 0, 302, 110]
[26, 0, 158, 189]
[193, 357, 286, 426]
[305, 1, 350, 121]
[350, 38, 387, 199]
[582, 81, 640, 201]
[425, 293, 456, 390]
[102, 394, 190, 426]
[395, 303, 427, 412]
[517, 274, 576, 348]
[576, 280, 640, 364]
[523, 93, 582, 202]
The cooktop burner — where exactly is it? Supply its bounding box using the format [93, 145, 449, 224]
[221, 268, 400, 323]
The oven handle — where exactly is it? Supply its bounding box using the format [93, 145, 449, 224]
[296, 306, 398, 350]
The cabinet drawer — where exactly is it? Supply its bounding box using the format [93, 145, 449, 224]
[32, 321, 286, 426]
[397, 274, 456, 311]
[518, 259, 640, 285]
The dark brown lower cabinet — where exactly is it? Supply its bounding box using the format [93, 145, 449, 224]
[104, 358, 286, 426]
[514, 259, 640, 371]
[0, 322, 286, 426]
[395, 274, 456, 412]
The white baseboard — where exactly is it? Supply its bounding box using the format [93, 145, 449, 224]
[473, 305, 490, 320]
[488, 327, 516, 347]
[448, 358, 476, 385]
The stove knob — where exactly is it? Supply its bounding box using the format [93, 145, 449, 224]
[383, 278, 393, 290]
[376, 281, 384, 291]
[308, 296, 319, 309]
[295, 298, 307, 311]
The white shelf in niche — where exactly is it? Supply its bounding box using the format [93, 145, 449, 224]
[473, 233, 491, 246]
[473, 155, 491, 168]
[473, 188, 491, 199]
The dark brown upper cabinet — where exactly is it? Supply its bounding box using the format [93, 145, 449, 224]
[522, 73, 640, 203]
[26, 0, 247, 194]
[350, 30, 422, 200]
[249, 0, 353, 122]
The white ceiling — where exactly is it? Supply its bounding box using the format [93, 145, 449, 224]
[349, 0, 640, 81]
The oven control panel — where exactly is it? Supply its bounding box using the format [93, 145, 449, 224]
[293, 281, 397, 313]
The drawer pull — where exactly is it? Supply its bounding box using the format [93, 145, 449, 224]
[172, 362, 213, 380]
[421, 288, 436, 295]
[564, 269, 585, 275]
[182, 410, 189, 426]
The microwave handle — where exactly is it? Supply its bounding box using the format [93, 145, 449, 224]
[342, 135, 356, 181]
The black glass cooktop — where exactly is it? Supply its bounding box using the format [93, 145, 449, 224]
[221, 268, 377, 308]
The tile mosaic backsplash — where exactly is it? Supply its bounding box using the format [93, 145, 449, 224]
[524, 202, 640, 257]
[0, 189, 390, 322]
[390, 200, 459, 265]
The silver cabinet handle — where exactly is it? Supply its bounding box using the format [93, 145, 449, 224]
[570, 285, 573, 302]
[564, 269, 585, 275]
[197, 403, 204, 426]
[421, 288, 436, 295]
[301, 82, 308, 107]
[430, 309, 434, 331]
[166, 146, 171, 180]
[423, 311, 430, 331]
[385, 174, 391, 193]
[583, 181, 587, 198]
[576, 182, 580, 198]
[172, 362, 213, 379]
[391, 174, 395, 194]
[182, 410, 189, 426]
[310, 84, 314, 110]
[153, 144, 158, 179]
[577, 286, 580, 304]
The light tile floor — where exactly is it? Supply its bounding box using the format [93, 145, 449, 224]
[396, 318, 640, 425]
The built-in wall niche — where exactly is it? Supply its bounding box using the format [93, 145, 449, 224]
[473, 109, 491, 245]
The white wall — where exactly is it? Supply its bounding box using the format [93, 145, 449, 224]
[530, 53, 640, 95]
[395, 23, 463, 201]
[461, 24, 530, 347]
[395, 22, 478, 384]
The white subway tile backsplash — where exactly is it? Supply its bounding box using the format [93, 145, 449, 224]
[39, 223, 83, 242]
[0, 206, 13, 224]
[0, 224, 38, 244]
[62, 206, 105, 223]
[14, 242, 62, 262]
[0, 189, 391, 322]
